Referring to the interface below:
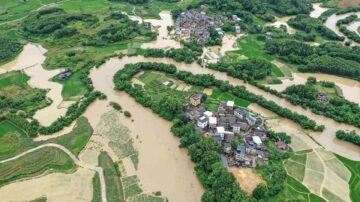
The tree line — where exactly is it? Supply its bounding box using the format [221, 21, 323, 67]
[283, 78, 360, 128]
[336, 130, 360, 146]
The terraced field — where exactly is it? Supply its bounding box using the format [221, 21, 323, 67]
[0, 147, 76, 187]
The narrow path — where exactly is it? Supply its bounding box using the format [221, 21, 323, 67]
[0, 143, 107, 202]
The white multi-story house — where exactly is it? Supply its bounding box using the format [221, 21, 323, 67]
[197, 116, 208, 129]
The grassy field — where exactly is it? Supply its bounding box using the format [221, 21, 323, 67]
[229, 35, 285, 80]
[98, 152, 124, 202]
[92, 172, 102, 202]
[0, 71, 29, 88]
[0, 120, 35, 161]
[0, 116, 93, 160]
[0, 0, 62, 22]
[336, 155, 360, 202]
[0, 71, 50, 115]
[0, 147, 76, 187]
[206, 88, 251, 110]
[52, 70, 88, 101]
[49, 116, 93, 156]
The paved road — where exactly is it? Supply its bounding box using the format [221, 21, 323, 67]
[0, 143, 107, 202]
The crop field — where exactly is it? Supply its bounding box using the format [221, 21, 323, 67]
[49, 116, 93, 156]
[99, 152, 124, 202]
[0, 116, 93, 160]
[137, 71, 201, 105]
[95, 112, 138, 168]
[0, 121, 35, 160]
[92, 172, 101, 202]
[206, 89, 251, 111]
[0, 147, 76, 187]
[336, 155, 360, 202]
[284, 148, 352, 202]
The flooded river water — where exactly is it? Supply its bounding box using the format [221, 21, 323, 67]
[325, 12, 360, 44]
[90, 58, 204, 202]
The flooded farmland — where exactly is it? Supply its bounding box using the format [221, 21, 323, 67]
[267, 73, 360, 105]
[0, 43, 71, 126]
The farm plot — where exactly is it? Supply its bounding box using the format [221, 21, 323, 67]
[285, 148, 352, 202]
[95, 111, 138, 168]
[206, 88, 251, 111]
[0, 147, 76, 187]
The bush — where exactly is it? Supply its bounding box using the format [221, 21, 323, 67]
[124, 111, 131, 117]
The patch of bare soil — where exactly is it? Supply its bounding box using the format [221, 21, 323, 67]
[338, 0, 360, 8]
[230, 168, 264, 195]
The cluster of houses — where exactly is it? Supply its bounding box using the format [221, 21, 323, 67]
[185, 93, 288, 168]
[175, 10, 223, 43]
[174, 10, 241, 44]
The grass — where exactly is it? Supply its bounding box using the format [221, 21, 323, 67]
[49, 116, 93, 156]
[0, 116, 93, 160]
[287, 175, 310, 193]
[228, 35, 285, 79]
[92, 172, 102, 202]
[52, 69, 89, 101]
[0, 121, 35, 161]
[99, 152, 124, 202]
[208, 89, 251, 108]
[290, 154, 307, 165]
[0, 0, 62, 22]
[0, 71, 50, 115]
[0, 71, 29, 88]
[231, 35, 274, 61]
[271, 64, 285, 77]
[336, 154, 360, 202]
[284, 160, 306, 182]
[309, 194, 327, 202]
[0, 147, 76, 187]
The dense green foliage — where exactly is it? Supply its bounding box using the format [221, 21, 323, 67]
[283, 80, 360, 127]
[109, 0, 148, 4]
[336, 130, 360, 146]
[299, 55, 360, 80]
[339, 26, 360, 43]
[208, 58, 272, 80]
[265, 38, 360, 80]
[143, 48, 200, 63]
[288, 15, 344, 41]
[0, 38, 23, 64]
[336, 14, 358, 26]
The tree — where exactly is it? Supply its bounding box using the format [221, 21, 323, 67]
[253, 183, 268, 200]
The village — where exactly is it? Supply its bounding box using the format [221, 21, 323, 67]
[185, 93, 289, 168]
[173, 9, 241, 43]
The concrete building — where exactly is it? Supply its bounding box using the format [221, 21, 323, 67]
[190, 93, 203, 106]
[197, 116, 208, 129]
[209, 116, 217, 128]
[252, 136, 262, 147]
